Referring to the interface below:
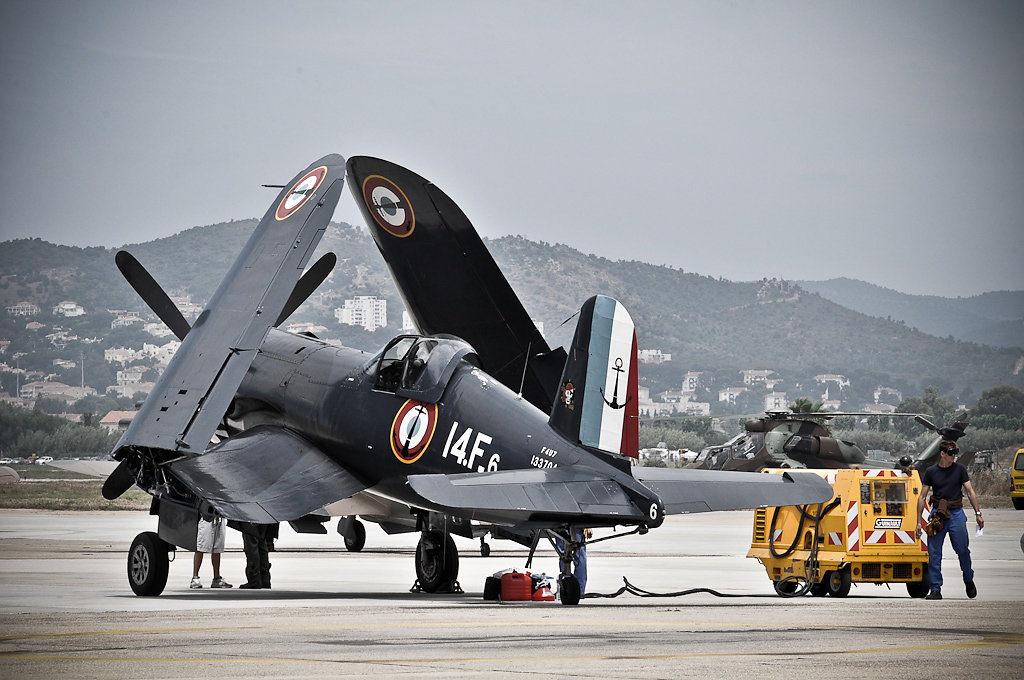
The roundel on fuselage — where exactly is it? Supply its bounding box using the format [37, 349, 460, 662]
[390, 399, 437, 464]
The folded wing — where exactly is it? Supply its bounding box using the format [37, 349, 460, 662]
[113, 154, 346, 457]
[346, 156, 566, 413]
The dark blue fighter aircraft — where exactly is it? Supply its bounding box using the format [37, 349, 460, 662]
[103, 153, 832, 605]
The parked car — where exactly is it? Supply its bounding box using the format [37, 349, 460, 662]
[37, 456, 54, 465]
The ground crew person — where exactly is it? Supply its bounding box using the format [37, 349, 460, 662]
[915, 440, 984, 600]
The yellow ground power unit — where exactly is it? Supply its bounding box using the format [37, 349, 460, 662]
[747, 468, 930, 598]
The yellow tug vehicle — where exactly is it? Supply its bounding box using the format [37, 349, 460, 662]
[748, 468, 930, 598]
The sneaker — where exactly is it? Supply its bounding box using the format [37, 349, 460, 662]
[924, 590, 942, 600]
[965, 581, 977, 599]
[190, 577, 202, 589]
[210, 576, 233, 589]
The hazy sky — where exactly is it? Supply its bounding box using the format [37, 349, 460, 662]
[1, 1, 1021, 297]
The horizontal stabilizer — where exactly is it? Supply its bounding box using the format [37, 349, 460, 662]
[407, 467, 647, 526]
[168, 425, 368, 523]
[632, 467, 834, 514]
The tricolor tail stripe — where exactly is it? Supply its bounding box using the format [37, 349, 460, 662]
[578, 296, 639, 457]
[548, 295, 639, 459]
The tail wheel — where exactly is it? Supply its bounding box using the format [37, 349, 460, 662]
[344, 520, 366, 552]
[826, 567, 852, 597]
[415, 531, 459, 592]
[559, 575, 581, 606]
[128, 531, 170, 597]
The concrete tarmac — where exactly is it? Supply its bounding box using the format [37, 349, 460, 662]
[1, 508, 1022, 679]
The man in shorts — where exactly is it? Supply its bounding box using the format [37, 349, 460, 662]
[191, 516, 233, 589]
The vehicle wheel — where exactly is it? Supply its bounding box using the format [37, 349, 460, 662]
[774, 578, 802, 597]
[825, 567, 852, 598]
[559, 575, 581, 606]
[907, 568, 930, 598]
[809, 572, 830, 597]
[344, 519, 366, 552]
[128, 531, 170, 597]
[1012, 496, 1024, 511]
[480, 541, 490, 558]
[415, 531, 459, 592]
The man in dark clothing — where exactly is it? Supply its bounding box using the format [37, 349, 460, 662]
[915, 440, 985, 600]
[228, 521, 276, 589]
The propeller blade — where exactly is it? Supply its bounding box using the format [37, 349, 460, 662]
[101, 459, 136, 500]
[275, 252, 337, 327]
[115, 251, 191, 341]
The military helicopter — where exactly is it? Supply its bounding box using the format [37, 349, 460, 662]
[689, 411, 972, 473]
[687, 411, 866, 472]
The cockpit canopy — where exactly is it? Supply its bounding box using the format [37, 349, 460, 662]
[373, 335, 479, 403]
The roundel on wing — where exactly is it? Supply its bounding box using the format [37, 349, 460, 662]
[362, 174, 415, 237]
[390, 399, 438, 464]
[276, 166, 327, 221]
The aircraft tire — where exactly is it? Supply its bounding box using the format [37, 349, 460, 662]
[479, 541, 490, 558]
[1012, 496, 1024, 511]
[128, 531, 170, 597]
[415, 531, 459, 592]
[825, 567, 852, 598]
[558, 575, 581, 606]
[344, 520, 366, 552]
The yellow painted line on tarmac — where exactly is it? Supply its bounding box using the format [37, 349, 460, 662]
[0, 618, 755, 642]
[2, 631, 1021, 665]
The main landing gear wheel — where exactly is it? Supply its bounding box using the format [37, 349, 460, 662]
[415, 531, 459, 592]
[479, 537, 491, 557]
[825, 567, 852, 598]
[344, 519, 366, 552]
[559, 575, 581, 606]
[128, 531, 170, 596]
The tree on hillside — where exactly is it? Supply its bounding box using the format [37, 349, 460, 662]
[972, 385, 1024, 417]
[895, 386, 958, 435]
[790, 397, 824, 413]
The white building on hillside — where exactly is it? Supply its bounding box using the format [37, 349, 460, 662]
[53, 301, 85, 317]
[764, 392, 788, 411]
[638, 349, 671, 363]
[336, 296, 387, 332]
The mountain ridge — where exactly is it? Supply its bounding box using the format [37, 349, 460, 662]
[1, 224, 1021, 405]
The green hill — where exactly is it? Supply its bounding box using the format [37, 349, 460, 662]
[1, 224, 1022, 404]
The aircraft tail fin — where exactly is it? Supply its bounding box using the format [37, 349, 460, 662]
[548, 295, 639, 459]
